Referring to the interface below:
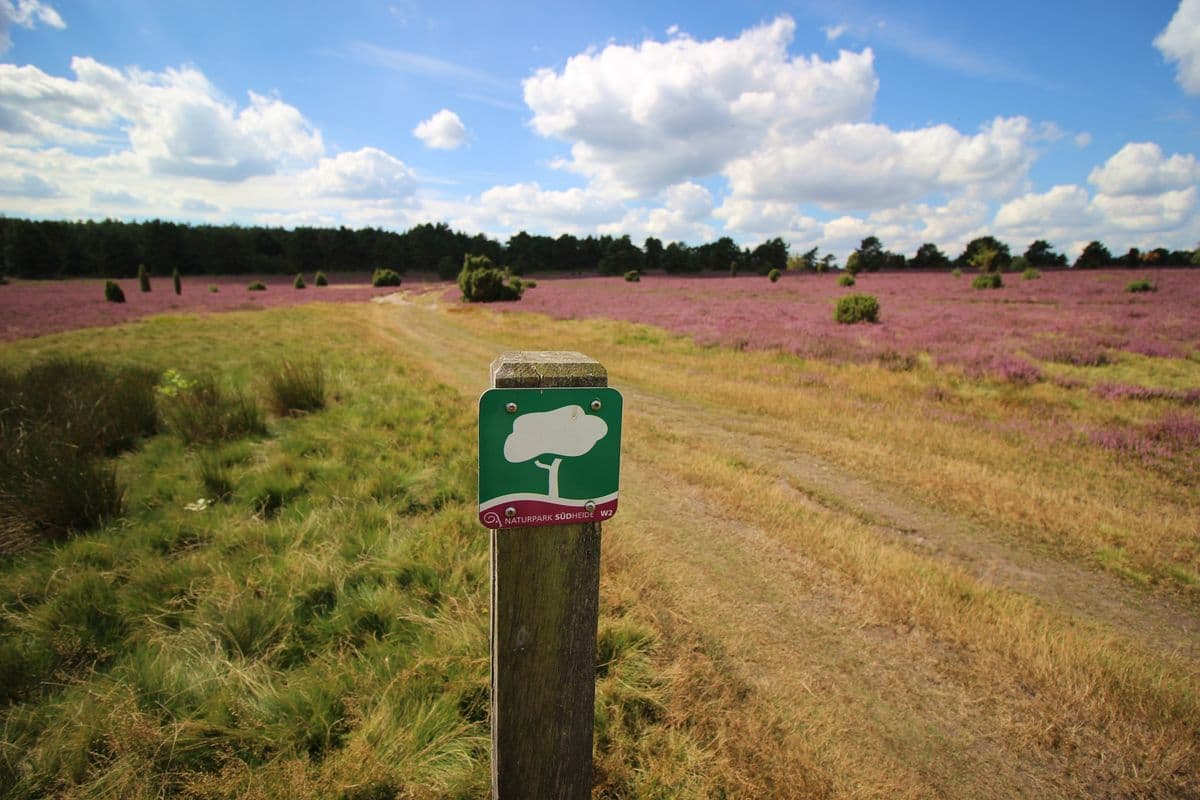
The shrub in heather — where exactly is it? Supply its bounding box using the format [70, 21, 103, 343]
[314, 270, 328, 286]
[834, 293, 880, 324]
[951, 267, 963, 278]
[157, 371, 266, 445]
[137, 263, 150, 292]
[972, 273, 1003, 289]
[372, 268, 402, 287]
[172, 266, 182, 295]
[523, 279, 537, 288]
[625, 270, 641, 282]
[1126, 278, 1155, 293]
[837, 273, 856, 287]
[1022, 267, 1041, 280]
[104, 280, 125, 303]
[247, 281, 267, 291]
[208, 285, 219, 293]
[265, 359, 326, 415]
[458, 254, 522, 302]
[767, 268, 781, 282]
[293, 273, 306, 289]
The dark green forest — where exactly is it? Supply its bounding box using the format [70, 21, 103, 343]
[0, 215, 1195, 280]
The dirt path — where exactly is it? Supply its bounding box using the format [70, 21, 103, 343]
[367, 299, 1200, 797]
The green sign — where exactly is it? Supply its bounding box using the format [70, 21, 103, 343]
[479, 387, 623, 529]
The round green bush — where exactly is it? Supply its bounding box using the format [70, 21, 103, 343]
[834, 293, 880, 324]
[1126, 278, 1155, 293]
[104, 280, 125, 303]
[971, 272, 1003, 289]
[314, 271, 328, 287]
[1022, 267, 1041, 280]
[208, 285, 219, 293]
[372, 268, 402, 287]
[767, 268, 781, 282]
[951, 267, 963, 278]
[624, 270, 640, 282]
[293, 273, 306, 289]
[247, 281, 267, 291]
[837, 273, 855, 287]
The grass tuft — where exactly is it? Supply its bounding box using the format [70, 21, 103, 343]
[158, 372, 266, 445]
[265, 359, 327, 416]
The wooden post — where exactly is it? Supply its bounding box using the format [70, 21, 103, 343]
[489, 351, 605, 799]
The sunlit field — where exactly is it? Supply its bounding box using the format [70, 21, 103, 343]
[1, 272, 1198, 797]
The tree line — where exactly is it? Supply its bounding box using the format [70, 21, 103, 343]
[1, 215, 1196, 280]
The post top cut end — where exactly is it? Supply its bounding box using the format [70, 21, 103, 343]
[491, 351, 607, 388]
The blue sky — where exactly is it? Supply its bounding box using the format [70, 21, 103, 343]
[1, 0, 1198, 259]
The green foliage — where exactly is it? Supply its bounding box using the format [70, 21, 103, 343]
[834, 293, 880, 324]
[957, 236, 1012, 272]
[910, 242, 950, 270]
[951, 267, 963, 278]
[0, 359, 158, 550]
[1025, 239, 1067, 267]
[248, 281, 267, 291]
[1126, 278, 1156, 293]
[138, 263, 151, 292]
[844, 251, 862, 275]
[837, 273, 856, 287]
[314, 270, 328, 286]
[1022, 267, 1041, 280]
[767, 268, 781, 282]
[172, 266, 182, 295]
[522, 279, 537, 288]
[624, 270, 641, 282]
[457, 254, 523, 302]
[598, 235, 644, 276]
[293, 273, 306, 289]
[972, 272, 1004, 289]
[157, 372, 266, 445]
[1074, 240, 1113, 269]
[265, 359, 327, 416]
[371, 268, 402, 287]
[104, 280, 125, 303]
[969, 246, 1003, 273]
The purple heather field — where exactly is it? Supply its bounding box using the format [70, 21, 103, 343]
[487, 269, 1200, 372]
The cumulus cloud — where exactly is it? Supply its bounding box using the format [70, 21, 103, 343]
[994, 185, 1093, 233]
[725, 116, 1038, 210]
[0, 0, 65, 52]
[523, 16, 878, 195]
[413, 108, 467, 149]
[303, 147, 417, 199]
[1087, 142, 1200, 196]
[476, 182, 626, 233]
[1155, 0, 1200, 94]
[0, 57, 323, 181]
[1091, 187, 1197, 232]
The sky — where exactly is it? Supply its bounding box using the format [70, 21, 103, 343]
[1, 0, 1198, 260]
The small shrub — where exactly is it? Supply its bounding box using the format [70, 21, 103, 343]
[1126, 278, 1155, 293]
[247, 281, 267, 291]
[834, 293, 880, 324]
[172, 267, 182, 295]
[951, 267, 963, 278]
[209, 285, 219, 293]
[523, 279, 537, 289]
[1022, 267, 1041, 280]
[314, 271, 328, 287]
[104, 280, 125, 303]
[767, 268, 781, 282]
[138, 264, 151, 292]
[624, 270, 640, 282]
[458, 254, 523, 302]
[372, 268, 402, 287]
[265, 359, 326, 415]
[972, 273, 1003, 289]
[158, 372, 266, 445]
[837, 273, 856, 287]
[293, 273, 306, 289]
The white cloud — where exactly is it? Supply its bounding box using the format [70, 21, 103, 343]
[823, 23, 847, 41]
[1074, 131, 1092, 148]
[475, 182, 626, 234]
[994, 184, 1093, 233]
[725, 116, 1038, 210]
[0, 57, 323, 181]
[0, 0, 65, 52]
[303, 147, 417, 199]
[413, 108, 467, 149]
[1087, 142, 1200, 196]
[1155, 0, 1200, 95]
[1090, 187, 1197, 232]
[523, 16, 878, 195]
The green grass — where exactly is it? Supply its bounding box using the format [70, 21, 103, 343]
[0, 305, 690, 798]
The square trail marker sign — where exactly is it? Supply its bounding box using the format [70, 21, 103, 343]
[479, 387, 623, 529]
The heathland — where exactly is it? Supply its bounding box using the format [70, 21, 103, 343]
[0, 268, 1197, 798]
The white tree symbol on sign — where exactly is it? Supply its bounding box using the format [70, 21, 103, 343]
[503, 405, 608, 500]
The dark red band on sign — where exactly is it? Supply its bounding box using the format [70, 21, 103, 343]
[479, 497, 618, 529]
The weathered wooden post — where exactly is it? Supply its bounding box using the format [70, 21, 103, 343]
[478, 352, 623, 799]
